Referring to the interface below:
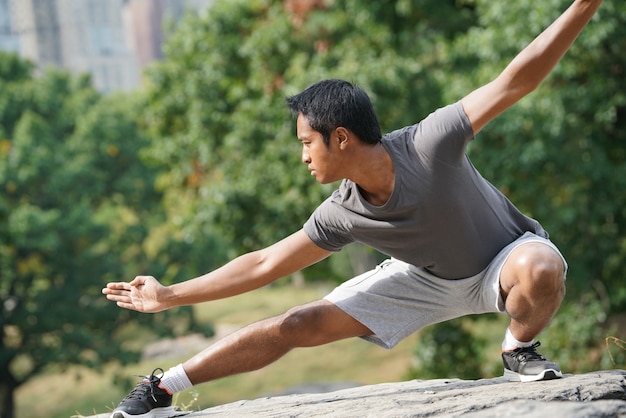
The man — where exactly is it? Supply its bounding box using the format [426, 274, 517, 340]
[103, 1, 603, 417]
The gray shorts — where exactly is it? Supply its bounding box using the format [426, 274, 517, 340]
[323, 232, 567, 349]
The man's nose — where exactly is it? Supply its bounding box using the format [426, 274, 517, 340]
[302, 149, 311, 164]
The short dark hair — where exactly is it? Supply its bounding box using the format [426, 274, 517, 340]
[285, 79, 382, 146]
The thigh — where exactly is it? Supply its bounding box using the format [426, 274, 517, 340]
[323, 259, 484, 349]
[280, 300, 374, 348]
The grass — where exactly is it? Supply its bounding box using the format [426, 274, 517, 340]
[15, 283, 425, 418]
[606, 336, 626, 365]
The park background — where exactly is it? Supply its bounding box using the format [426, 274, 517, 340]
[1, 0, 625, 417]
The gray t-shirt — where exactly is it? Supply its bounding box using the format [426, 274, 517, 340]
[303, 102, 547, 279]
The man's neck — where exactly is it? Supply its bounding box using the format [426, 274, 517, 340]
[351, 143, 395, 207]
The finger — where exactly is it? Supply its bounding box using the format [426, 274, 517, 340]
[102, 287, 118, 295]
[130, 276, 150, 287]
[105, 292, 130, 303]
[102, 286, 131, 296]
[116, 301, 138, 311]
[104, 282, 132, 291]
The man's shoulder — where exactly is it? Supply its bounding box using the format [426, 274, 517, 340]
[382, 102, 467, 140]
[421, 101, 468, 129]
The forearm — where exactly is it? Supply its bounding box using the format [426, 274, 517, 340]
[164, 251, 276, 308]
[103, 230, 328, 313]
[502, 0, 602, 95]
[156, 230, 330, 309]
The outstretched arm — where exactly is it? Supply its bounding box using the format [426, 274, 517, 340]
[102, 229, 332, 312]
[461, 0, 603, 135]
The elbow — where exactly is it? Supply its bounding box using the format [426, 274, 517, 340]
[246, 249, 277, 284]
[501, 60, 546, 99]
[497, 72, 541, 105]
[518, 77, 543, 96]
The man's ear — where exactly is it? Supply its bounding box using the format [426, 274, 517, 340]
[335, 127, 350, 148]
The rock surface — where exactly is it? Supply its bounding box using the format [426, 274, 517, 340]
[188, 370, 626, 417]
[90, 370, 626, 417]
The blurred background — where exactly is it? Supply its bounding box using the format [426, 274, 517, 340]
[0, 0, 624, 417]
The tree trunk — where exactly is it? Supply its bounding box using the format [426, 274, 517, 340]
[0, 377, 15, 418]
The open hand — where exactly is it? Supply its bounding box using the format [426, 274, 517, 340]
[102, 276, 171, 313]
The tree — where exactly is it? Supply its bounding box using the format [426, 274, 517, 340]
[142, 0, 624, 379]
[0, 54, 201, 418]
[141, 0, 475, 277]
[408, 319, 486, 380]
[437, 0, 626, 309]
[409, 0, 625, 377]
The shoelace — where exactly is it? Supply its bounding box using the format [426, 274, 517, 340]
[511, 341, 546, 362]
[122, 368, 165, 403]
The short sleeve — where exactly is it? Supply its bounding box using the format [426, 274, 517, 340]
[303, 195, 355, 252]
[412, 102, 474, 166]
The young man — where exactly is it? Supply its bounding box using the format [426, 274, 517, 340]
[103, 1, 603, 416]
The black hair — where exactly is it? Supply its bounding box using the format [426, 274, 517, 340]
[285, 79, 382, 147]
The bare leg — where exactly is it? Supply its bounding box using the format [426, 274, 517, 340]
[182, 300, 372, 384]
[499, 242, 566, 342]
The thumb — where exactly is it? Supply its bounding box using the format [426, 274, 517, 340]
[129, 275, 150, 287]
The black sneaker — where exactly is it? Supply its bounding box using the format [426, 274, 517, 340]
[502, 341, 563, 382]
[111, 368, 175, 418]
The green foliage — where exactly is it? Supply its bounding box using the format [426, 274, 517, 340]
[439, 0, 626, 309]
[140, 0, 476, 277]
[405, 0, 625, 378]
[407, 319, 486, 380]
[142, 0, 626, 300]
[2, 0, 623, 413]
[0, 54, 214, 417]
[137, 0, 625, 380]
[543, 295, 626, 372]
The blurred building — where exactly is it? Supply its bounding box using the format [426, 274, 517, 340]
[0, 0, 19, 52]
[0, 0, 214, 93]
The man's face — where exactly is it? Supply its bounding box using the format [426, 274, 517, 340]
[297, 114, 343, 184]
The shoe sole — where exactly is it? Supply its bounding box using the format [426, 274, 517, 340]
[503, 368, 563, 382]
[111, 406, 177, 418]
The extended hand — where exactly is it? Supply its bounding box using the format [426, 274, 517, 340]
[102, 276, 171, 313]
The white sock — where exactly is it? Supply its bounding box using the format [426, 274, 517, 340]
[159, 364, 193, 394]
[502, 327, 534, 351]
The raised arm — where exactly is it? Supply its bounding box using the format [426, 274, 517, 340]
[461, 0, 603, 135]
[102, 229, 332, 312]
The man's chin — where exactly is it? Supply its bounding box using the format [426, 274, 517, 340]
[317, 177, 341, 185]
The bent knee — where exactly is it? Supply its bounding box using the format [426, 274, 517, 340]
[503, 243, 566, 293]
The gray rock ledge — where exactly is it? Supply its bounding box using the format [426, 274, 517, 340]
[187, 370, 626, 417]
